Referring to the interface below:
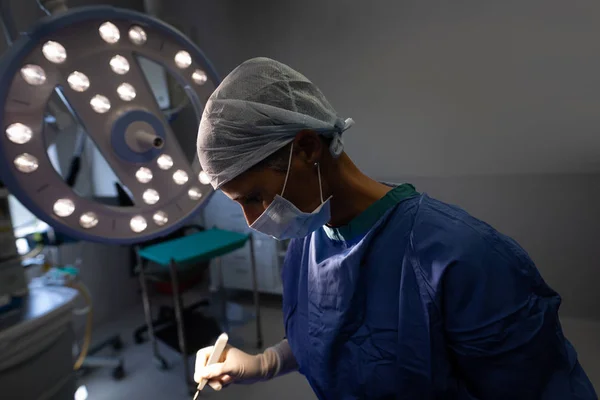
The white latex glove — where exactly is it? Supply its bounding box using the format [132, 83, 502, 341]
[194, 345, 278, 391]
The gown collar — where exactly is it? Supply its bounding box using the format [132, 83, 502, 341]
[323, 183, 419, 242]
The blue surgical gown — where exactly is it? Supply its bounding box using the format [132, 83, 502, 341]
[282, 184, 597, 399]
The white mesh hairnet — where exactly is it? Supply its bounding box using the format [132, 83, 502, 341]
[197, 57, 354, 189]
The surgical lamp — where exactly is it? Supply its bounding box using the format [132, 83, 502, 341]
[0, 4, 219, 244]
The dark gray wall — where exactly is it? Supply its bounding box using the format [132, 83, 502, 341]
[166, 0, 600, 319]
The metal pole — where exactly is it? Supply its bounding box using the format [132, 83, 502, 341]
[217, 256, 229, 333]
[168, 259, 191, 387]
[136, 249, 162, 364]
[248, 234, 262, 348]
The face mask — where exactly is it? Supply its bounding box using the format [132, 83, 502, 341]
[250, 143, 332, 240]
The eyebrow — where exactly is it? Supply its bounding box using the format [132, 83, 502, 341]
[232, 189, 260, 202]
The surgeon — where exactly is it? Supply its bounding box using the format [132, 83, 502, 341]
[194, 57, 597, 399]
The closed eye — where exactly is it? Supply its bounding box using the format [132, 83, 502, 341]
[241, 193, 263, 206]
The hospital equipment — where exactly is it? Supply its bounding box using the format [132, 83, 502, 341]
[0, 188, 28, 312]
[0, 285, 78, 400]
[193, 332, 229, 398]
[0, 1, 218, 245]
[136, 228, 262, 392]
[0, 1, 262, 399]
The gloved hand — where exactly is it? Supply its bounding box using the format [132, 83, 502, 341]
[194, 345, 278, 391]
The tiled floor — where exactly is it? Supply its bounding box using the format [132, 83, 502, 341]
[79, 295, 600, 400]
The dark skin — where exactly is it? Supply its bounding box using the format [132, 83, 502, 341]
[220, 130, 392, 227]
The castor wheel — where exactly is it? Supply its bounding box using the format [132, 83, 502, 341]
[112, 364, 125, 380]
[112, 337, 124, 351]
[154, 356, 169, 370]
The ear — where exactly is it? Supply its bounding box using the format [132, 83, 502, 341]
[293, 130, 324, 165]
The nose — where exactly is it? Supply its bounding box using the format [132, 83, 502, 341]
[241, 206, 263, 227]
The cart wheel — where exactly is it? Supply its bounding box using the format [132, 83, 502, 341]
[112, 337, 124, 351]
[112, 365, 125, 380]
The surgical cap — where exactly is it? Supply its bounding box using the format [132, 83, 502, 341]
[196, 57, 354, 189]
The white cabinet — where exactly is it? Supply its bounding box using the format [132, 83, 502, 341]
[203, 191, 283, 294]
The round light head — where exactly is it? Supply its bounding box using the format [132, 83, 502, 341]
[53, 198, 75, 217]
[117, 83, 136, 101]
[188, 187, 202, 200]
[192, 69, 207, 85]
[153, 211, 168, 226]
[90, 95, 111, 113]
[67, 71, 90, 92]
[174, 50, 192, 69]
[80, 212, 99, 229]
[129, 26, 147, 45]
[0, 8, 219, 245]
[99, 21, 120, 44]
[130, 215, 147, 233]
[157, 154, 173, 170]
[6, 123, 33, 144]
[110, 55, 130, 75]
[14, 153, 39, 173]
[142, 188, 160, 205]
[135, 167, 153, 183]
[20, 65, 46, 85]
[173, 169, 188, 185]
[198, 171, 211, 185]
[42, 41, 67, 64]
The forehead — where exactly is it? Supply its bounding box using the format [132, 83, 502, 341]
[220, 167, 279, 200]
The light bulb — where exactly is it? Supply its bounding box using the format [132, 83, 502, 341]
[90, 95, 111, 113]
[153, 211, 168, 226]
[6, 123, 32, 144]
[129, 26, 147, 45]
[198, 171, 211, 185]
[174, 50, 192, 69]
[143, 189, 160, 205]
[42, 41, 67, 64]
[67, 71, 90, 92]
[20, 65, 46, 85]
[99, 22, 120, 44]
[79, 212, 99, 229]
[74, 385, 88, 400]
[188, 187, 202, 200]
[14, 153, 38, 173]
[192, 69, 207, 85]
[130, 215, 147, 233]
[117, 83, 136, 101]
[53, 198, 75, 217]
[110, 55, 130, 75]
[135, 167, 153, 183]
[157, 154, 173, 170]
[173, 169, 188, 185]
